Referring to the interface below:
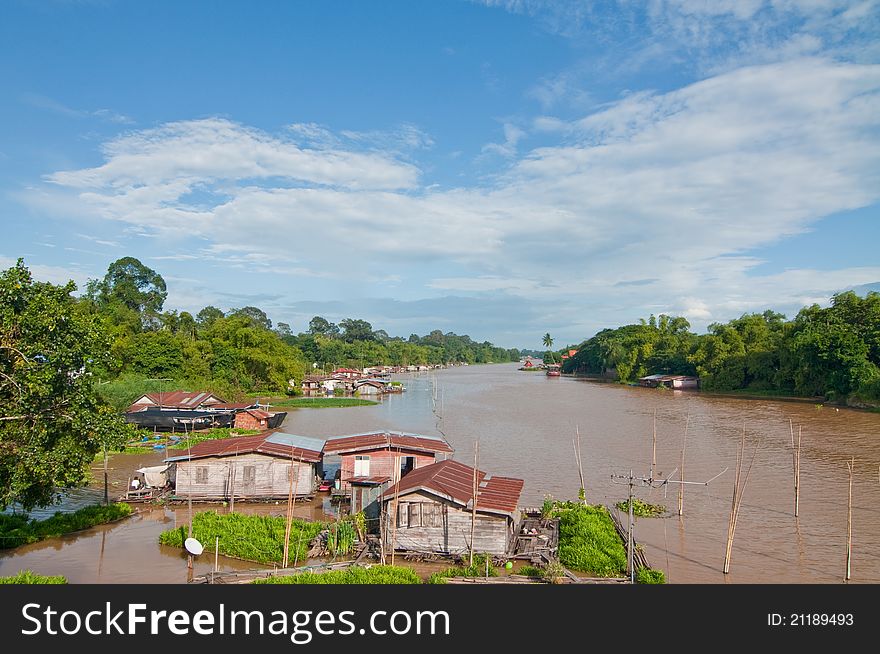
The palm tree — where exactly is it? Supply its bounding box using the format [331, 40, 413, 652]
[543, 333, 555, 364]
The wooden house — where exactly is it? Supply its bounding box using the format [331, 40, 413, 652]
[354, 379, 385, 395]
[322, 431, 453, 519]
[301, 376, 326, 395]
[127, 390, 226, 413]
[380, 459, 524, 556]
[166, 431, 325, 500]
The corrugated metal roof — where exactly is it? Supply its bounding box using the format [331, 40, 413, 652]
[347, 475, 392, 485]
[129, 390, 226, 411]
[383, 459, 523, 517]
[165, 430, 325, 464]
[323, 430, 452, 455]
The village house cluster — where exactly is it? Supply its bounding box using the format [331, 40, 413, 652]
[300, 364, 452, 396]
[124, 391, 287, 432]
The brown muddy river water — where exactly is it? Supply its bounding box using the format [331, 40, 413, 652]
[3, 363, 879, 583]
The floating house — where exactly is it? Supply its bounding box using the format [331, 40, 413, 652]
[166, 431, 326, 500]
[301, 376, 326, 395]
[638, 374, 700, 389]
[123, 407, 234, 431]
[126, 390, 227, 413]
[354, 379, 386, 395]
[380, 459, 524, 556]
[323, 431, 453, 518]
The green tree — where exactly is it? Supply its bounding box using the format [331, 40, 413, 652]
[87, 257, 167, 316]
[229, 306, 272, 330]
[196, 305, 224, 328]
[0, 260, 135, 509]
[340, 318, 374, 343]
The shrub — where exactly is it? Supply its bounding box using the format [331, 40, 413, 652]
[0, 570, 67, 584]
[636, 567, 666, 584]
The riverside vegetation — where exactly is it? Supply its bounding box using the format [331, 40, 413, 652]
[0, 503, 133, 549]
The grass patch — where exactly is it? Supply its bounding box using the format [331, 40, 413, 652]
[615, 498, 667, 517]
[159, 511, 325, 565]
[253, 565, 421, 584]
[0, 503, 133, 550]
[636, 567, 666, 584]
[0, 570, 67, 584]
[550, 501, 627, 577]
[270, 397, 378, 409]
[114, 428, 261, 454]
[427, 553, 498, 584]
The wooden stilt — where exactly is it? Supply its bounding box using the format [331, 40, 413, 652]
[846, 457, 854, 582]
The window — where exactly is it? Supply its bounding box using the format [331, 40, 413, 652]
[408, 503, 421, 527]
[243, 466, 256, 484]
[397, 502, 408, 528]
[195, 467, 208, 484]
[422, 503, 439, 527]
[354, 455, 370, 477]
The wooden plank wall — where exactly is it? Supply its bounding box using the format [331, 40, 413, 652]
[382, 490, 512, 555]
[174, 454, 316, 499]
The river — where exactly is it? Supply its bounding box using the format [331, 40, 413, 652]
[2, 362, 879, 583]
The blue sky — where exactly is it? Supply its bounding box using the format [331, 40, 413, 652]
[2, 0, 879, 349]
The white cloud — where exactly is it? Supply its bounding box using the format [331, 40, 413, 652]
[22, 58, 880, 340]
[481, 122, 527, 158]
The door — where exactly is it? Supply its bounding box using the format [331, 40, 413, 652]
[241, 465, 256, 496]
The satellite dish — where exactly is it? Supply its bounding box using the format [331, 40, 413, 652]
[184, 537, 204, 556]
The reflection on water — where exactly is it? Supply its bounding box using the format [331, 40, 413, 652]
[3, 363, 880, 584]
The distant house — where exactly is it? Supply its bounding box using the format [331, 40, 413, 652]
[380, 459, 524, 556]
[323, 431, 453, 519]
[166, 431, 325, 500]
[638, 374, 700, 389]
[301, 376, 326, 395]
[332, 368, 362, 379]
[354, 379, 386, 395]
[127, 391, 226, 413]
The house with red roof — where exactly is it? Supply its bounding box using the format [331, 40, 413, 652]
[380, 459, 524, 556]
[126, 390, 227, 413]
[165, 431, 326, 500]
[322, 431, 454, 518]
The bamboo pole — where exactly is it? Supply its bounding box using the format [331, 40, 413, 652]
[846, 457, 854, 582]
[789, 418, 794, 449]
[574, 425, 586, 503]
[794, 426, 802, 518]
[229, 448, 238, 513]
[469, 440, 480, 567]
[282, 445, 296, 568]
[214, 536, 219, 573]
[390, 446, 401, 566]
[651, 409, 657, 480]
[723, 426, 758, 574]
[678, 414, 689, 516]
[103, 443, 109, 506]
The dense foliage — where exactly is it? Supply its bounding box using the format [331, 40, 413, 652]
[0, 260, 139, 509]
[159, 511, 326, 564]
[0, 570, 67, 584]
[562, 293, 880, 406]
[0, 503, 133, 549]
[550, 501, 628, 577]
[253, 565, 422, 585]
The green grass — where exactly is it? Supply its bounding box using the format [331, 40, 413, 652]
[0, 570, 67, 584]
[270, 397, 378, 409]
[636, 567, 666, 584]
[114, 427, 261, 454]
[159, 511, 326, 565]
[0, 503, 133, 550]
[253, 565, 422, 584]
[517, 565, 544, 577]
[615, 498, 667, 517]
[427, 553, 499, 584]
[550, 501, 627, 577]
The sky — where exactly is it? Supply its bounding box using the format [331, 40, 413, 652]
[1, 0, 879, 349]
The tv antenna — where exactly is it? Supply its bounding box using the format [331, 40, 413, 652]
[610, 465, 727, 583]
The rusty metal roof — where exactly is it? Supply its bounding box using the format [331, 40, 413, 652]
[129, 391, 226, 411]
[323, 430, 453, 455]
[346, 475, 392, 485]
[165, 430, 325, 464]
[383, 459, 523, 517]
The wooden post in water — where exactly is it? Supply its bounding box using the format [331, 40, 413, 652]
[574, 425, 586, 504]
[229, 447, 238, 513]
[794, 426, 802, 518]
[282, 444, 296, 568]
[678, 414, 689, 517]
[723, 426, 757, 574]
[103, 443, 109, 505]
[651, 410, 657, 481]
[846, 457, 854, 582]
[469, 440, 480, 568]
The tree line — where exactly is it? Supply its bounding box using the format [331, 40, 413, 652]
[562, 294, 880, 406]
[0, 257, 521, 508]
